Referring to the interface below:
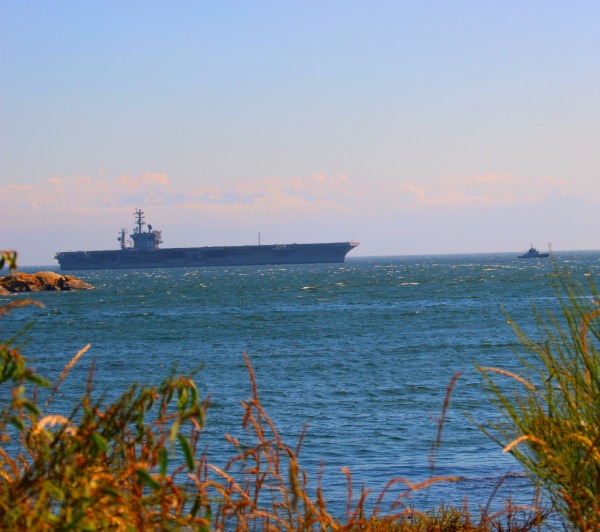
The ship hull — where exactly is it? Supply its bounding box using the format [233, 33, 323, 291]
[55, 242, 359, 271]
[518, 253, 549, 259]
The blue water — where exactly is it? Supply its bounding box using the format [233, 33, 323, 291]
[3, 252, 599, 524]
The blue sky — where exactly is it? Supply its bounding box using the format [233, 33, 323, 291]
[2, 1, 599, 265]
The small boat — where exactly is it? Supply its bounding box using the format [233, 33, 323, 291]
[518, 244, 549, 259]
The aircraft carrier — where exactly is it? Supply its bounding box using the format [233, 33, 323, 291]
[55, 209, 359, 270]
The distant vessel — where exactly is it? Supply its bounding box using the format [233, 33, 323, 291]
[518, 244, 549, 259]
[55, 209, 359, 270]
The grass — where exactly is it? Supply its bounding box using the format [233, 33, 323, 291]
[479, 263, 600, 530]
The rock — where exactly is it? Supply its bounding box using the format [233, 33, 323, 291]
[62, 275, 93, 290]
[0, 271, 93, 293]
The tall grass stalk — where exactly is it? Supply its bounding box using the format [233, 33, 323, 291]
[479, 264, 600, 529]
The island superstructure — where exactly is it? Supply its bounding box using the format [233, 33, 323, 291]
[518, 244, 549, 259]
[55, 209, 359, 270]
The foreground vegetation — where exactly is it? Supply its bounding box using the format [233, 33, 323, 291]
[2, 251, 598, 529]
[480, 265, 600, 530]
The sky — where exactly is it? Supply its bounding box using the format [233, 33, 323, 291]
[1, 1, 599, 266]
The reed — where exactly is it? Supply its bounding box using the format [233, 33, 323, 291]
[479, 263, 600, 530]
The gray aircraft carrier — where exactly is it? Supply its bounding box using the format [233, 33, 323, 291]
[55, 209, 359, 270]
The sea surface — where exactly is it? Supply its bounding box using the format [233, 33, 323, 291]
[3, 251, 600, 525]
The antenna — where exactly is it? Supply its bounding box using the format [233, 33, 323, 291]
[133, 208, 145, 233]
[117, 228, 128, 250]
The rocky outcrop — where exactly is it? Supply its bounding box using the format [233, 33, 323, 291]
[0, 272, 93, 293]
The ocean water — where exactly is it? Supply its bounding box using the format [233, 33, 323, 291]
[3, 251, 600, 523]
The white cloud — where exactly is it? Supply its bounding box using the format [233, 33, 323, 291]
[0, 170, 574, 220]
[1, 172, 358, 215]
[397, 172, 569, 208]
[399, 182, 427, 203]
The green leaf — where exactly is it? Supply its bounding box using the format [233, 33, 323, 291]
[169, 420, 180, 442]
[27, 374, 50, 387]
[202, 504, 212, 531]
[45, 514, 60, 525]
[22, 400, 41, 417]
[190, 496, 201, 517]
[0, 251, 18, 271]
[178, 387, 189, 410]
[101, 487, 120, 498]
[135, 468, 161, 491]
[9, 416, 25, 431]
[178, 434, 195, 471]
[2, 364, 15, 381]
[91, 432, 109, 453]
[189, 381, 199, 406]
[159, 447, 168, 477]
[43, 480, 65, 501]
[63, 509, 88, 531]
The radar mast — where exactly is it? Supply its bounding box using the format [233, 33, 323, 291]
[133, 208, 145, 234]
[117, 228, 128, 250]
